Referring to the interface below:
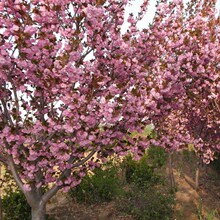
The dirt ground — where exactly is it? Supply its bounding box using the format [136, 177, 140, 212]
[173, 153, 220, 220]
[47, 153, 220, 220]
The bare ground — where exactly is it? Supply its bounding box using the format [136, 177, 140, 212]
[173, 153, 220, 220]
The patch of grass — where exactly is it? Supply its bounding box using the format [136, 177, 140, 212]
[197, 200, 205, 220]
[196, 200, 219, 220]
[175, 207, 186, 220]
[207, 209, 219, 220]
[118, 185, 175, 220]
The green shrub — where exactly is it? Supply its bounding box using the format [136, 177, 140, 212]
[182, 149, 195, 162]
[121, 154, 138, 183]
[121, 154, 161, 187]
[147, 146, 168, 168]
[210, 153, 220, 173]
[118, 186, 175, 220]
[69, 162, 124, 204]
[2, 189, 31, 220]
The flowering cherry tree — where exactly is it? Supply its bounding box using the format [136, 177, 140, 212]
[140, 0, 219, 188]
[0, 0, 151, 219]
[134, 0, 220, 158]
[0, 0, 219, 219]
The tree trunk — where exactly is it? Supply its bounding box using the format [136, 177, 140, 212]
[195, 158, 201, 191]
[168, 152, 176, 192]
[31, 204, 46, 220]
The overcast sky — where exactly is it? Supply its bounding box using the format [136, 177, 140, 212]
[122, 0, 220, 33]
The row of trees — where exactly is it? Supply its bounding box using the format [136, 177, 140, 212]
[0, 0, 219, 219]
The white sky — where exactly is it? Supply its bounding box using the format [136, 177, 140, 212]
[122, 0, 220, 33]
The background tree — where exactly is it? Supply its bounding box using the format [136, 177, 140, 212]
[136, 0, 219, 189]
[140, 0, 219, 154]
[0, 1, 150, 219]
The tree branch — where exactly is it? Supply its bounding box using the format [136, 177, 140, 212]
[40, 184, 61, 207]
[7, 74, 19, 133]
[0, 98, 14, 127]
[3, 138, 23, 191]
[5, 145, 38, 206]
[72, 148, 97, 168]
[7, 157, 24, 191]
[214, 99, 220, 114]
[41, 148, 97, 205]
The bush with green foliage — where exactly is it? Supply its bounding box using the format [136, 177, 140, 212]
[69, 161, 124, 204]
[210, 153, 220, 173]
[121, 154, 138, 183]
[147, 146, 168, 168]
[121, 153, 161, 187]
[118, 186, 175, 220]
[181, 149, 195, 162]
[2, 189, 31, 220]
